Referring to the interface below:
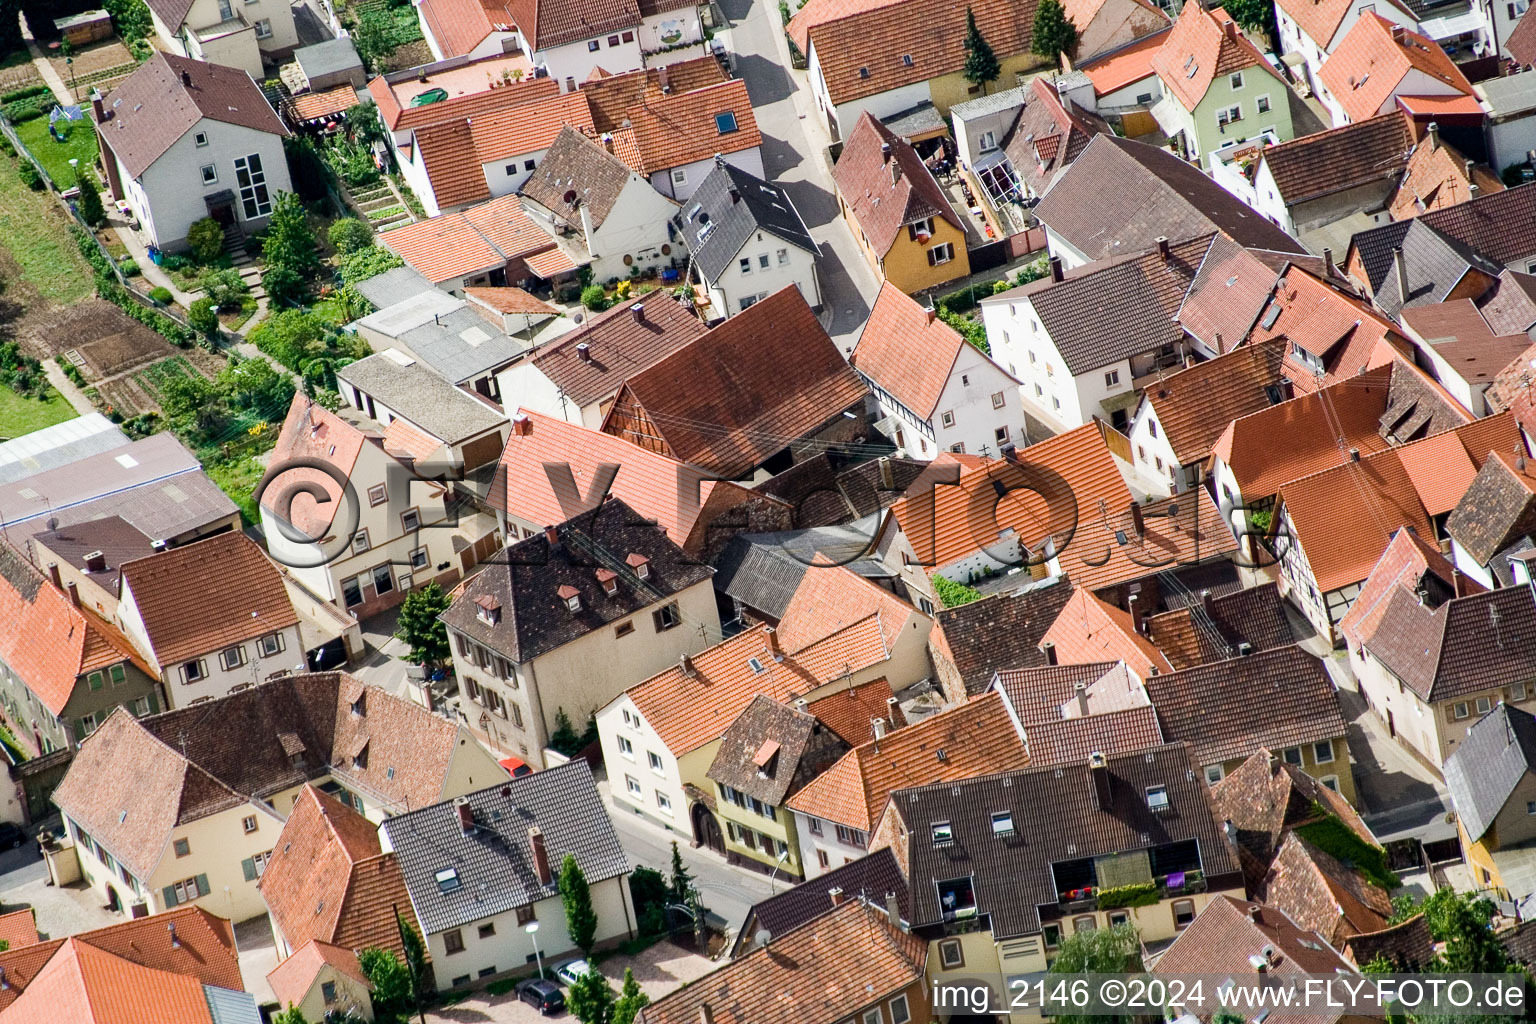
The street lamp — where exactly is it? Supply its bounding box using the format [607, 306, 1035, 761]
[525, 920, 544, 979]
[768, 847, 788, 894]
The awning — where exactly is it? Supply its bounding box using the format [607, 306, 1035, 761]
[524, 247, 578, 278]
[1281, 50, 1306, 68]
[1418, 8, 1484, 39]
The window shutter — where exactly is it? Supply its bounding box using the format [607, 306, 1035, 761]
[195, 874, 210, 897]
[652, 609, 664, 631]
[163, 885, 180, 908]
[241, 857, 257, 882]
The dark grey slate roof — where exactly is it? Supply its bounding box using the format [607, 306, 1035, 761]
[336, 353, 506, 444]
[294, 38, 363, 80]
[933, 575, 1073, 696]
[731, 846, 910, 955]
[1348, 220, 1414, 294]
[1444, 703, 1536, 841]
[674, 159, 819, 283]
[1373, 219, 1502, 318]
[711, 526, 894, 620]
[382, 759, 629, 934]
[893, 742, 1241, 939]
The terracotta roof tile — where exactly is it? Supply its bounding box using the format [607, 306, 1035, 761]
[1151, 6, 1279, 113]
[1399, 298, 1531, 386]
[1476, 271, 1536, 336]
[6, 939, 226, 1024]
[1041, 589, 1173, 679]
[261, 395, 369, 536]
[1021, 705, 1165, 766]
[1510, 6, 1536, 65]
[414, 119, 493, 209]
[1080, 29, 1168, 97]
[267, 938, 371, 1011]
[582, 58, 727, 130]
[1388, 135, 1504, 220]
[289, 84, 361, 123]
[833, 113, 962, 255]
[1487, 339, 1536, 439]
[464, 286, 557, 316]
[784, 691, 1027, 830]
[1143, 340, 1287, 466]
[777, 564, 924, 656]
[929, 577, 1074, 696]
[1339, 526, 1465, 648]
[1176, 234, 1282, 351]
[0, 909, 38, 951]
[806, 677, 905, 745]
[1258, 111, 1414, 206]
[1245, 268, 1403, 392]
[1276, 0, 1413, 50]
[368, 72, 560, 134]
[118, 532, 298, 667]
[1347, 913, 1436, 969]
[852, 283, 981, 419]
[381, 417, 444, 463]
[1318, 15, 1474, 127]
[617, 79, 762, 174]
[527, 294, 706, 407]
[465, 90, 595, 165]
[381, 193, 554, 284]
[1001, 77, 1114, 197]
[413, 0, 508, 58]
[1262, 833, 1392, 947]
[1146, 582, 1294, 669]
[520, 126, 644, 230]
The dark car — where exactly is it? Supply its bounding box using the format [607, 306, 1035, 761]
[0, 823, 25, 849]
[518, 978, 565, 1016]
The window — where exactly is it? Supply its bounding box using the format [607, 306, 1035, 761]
[1514, 683, 1529, 702]
[618, 736, 634, 759]
[242, 816, 258, 833]
[110, 664, 126, 685]
[479, 922, 496, 939]
[653, 603, 681, 631]
[777, 248, 789, 265]
[234, 154, 271, 218]
[1043, 924, 1061, 949]
[978, 130, 998, 152]
[889, 994, 911, 1024]
[1321, 776, 1339, 792]
[991, 391, 1005, 409]
[863, 1009, 883, 1024]
[908, 217, 935, 240]
[991, 811, 1015, 836]
[931, 821, 954, 846]
[626, 774, 642, 796]
[169, 875, 207, 906]
[941, 411, 955, 428]
[257, 633, 283, 658]
[1073, 915, 1097, 932]
[1173, 899, 1196, 928]
[1205, 764, 1224, 785]
[130, 696, 151, 716]
[219, 645, 246, 671]
[808, 817, 823, 835]
[342, 577, 364, 608]
[1313, 741, 1335, 764]
[401, 508, 421, 533]
[1528, 801, 1536, 815]
[939, 938, 964, 968]
[352, 530, 371, 555]
[444, 929, 465, 954]
[715, 112, 739, 134]
[254, 18, 272, 38]
[656, 791, 672, 814]
[435, 867, 461, 893]
[927, 242, 955, 266]
[648, 751, 665, 775]
[321, 981, 337, 1005]
[1229, 71, 1244, 89]
[1145, 786, 1169, 811]
[183, 660, 206, 683]
[1454, 702, 1470, 720]
[200, 164, 218, 185]
[1477, 696, 1493, 714]
[995, 426, 1010, 445]
[88, 671, 103, 691]
[817, 849, 830, 868]
[409, 547, 428, 569]
[758, 253, 771, 270]
[372, 565, 394, 595]
[517, 906, 537, 925]
[1256, 94, 1271, 114]
[835, 824, 867, 847]
[608, 34, 621, 45]
[173, 838, 190, 858]
[1108, 911, 1130, 927]
[672, 168, 688, 187]
[1105, 369, 1120, 387]
[1283, 746, 1302, 765]
[622, 30, 634, 41]
[1217, 104, 1242, 126]
[1149, 420, 1157, 437]
[194, 132, 209, 147]
[588, 39, 600, 50]
[615, 620, 634, 638]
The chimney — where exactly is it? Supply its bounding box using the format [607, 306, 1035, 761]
[885, 890, 903, 930]
[1465, 159, 1477, 193]
[1393, 246, 1408, 302]
[512, 413, 531, 436]
[90, 90, 105, 124]
[1321, 247, 1333, 275]
[579, 202, 598, 258]
[881, 142, 892, 163]
[1049, 255, 1063, 283]
[1156, 235, 1169, 258]
[455, 796, 474, 834]
[1249, 954, 1269, 973]
[1213, 331, 1224, 353]
[680, 654, 696, 677]
[886, 696, 901, 725]
[84, 550, 106, 573]
[699, 1006, 714, 1024]
[577, 342, 592, 362]
[879, 456, 895, 489]
[1041, 639, 1057, 665]
[658, 65, 671, 93]
[180, 69, 191, 87]
[1130, 501, 1145, 538]
[46, 562, 60, 589]
[631, 302, 645, 324]
[924, 305, 937, 324]
[1224, 18, 1237, 39]
[794, 697, 809, 712]
[872, 716, 888, 739]
[728, 188, 741, 205]
[1391, 23, 1407, 43]
[1128, 592, 1142, 633]
[66, 582, 80, 608]
[890, 156, 900, 187]
[1349, 447, 1360, 462]
[829, 886, 846, 906]
[1089, 751, 1111, 811]
[1201, 588, 1213, 615]
[530, 827, 552, 885]
[1453, 567, 1468, 598]
[168, 921, 181, 947]
[1248, 904, 1263, 924]
[601, 132, 615, 154]
[544, 524, 559, 546]
[1074, 679, 1089, 717]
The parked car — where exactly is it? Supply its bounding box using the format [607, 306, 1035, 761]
[556, 959, 596, 986]
[518, 978, 566, 1015]
[0, 822, 26, 849]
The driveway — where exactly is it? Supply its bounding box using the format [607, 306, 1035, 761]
[427, 941, 716, 1023]
[0, 877, 118, 940]
[350, 605, 413, 698]
[1338, 687, 1452, 842]
[236, 914, 281, 1006]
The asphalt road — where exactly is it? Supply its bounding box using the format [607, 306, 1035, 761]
[0, 840, 49, 898]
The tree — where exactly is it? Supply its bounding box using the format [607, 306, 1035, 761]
[261, 262, 308, 307]
[560, 854, 599, 955]
[263, 191, 321, 284]
[395, 583, 451, 670]
[962, 8, 1001, 95]
[613, 968, 650, 1024]
[669, 841, 693, 904]
[1031, 0, 1078, 65]
[581, 284, 610, 312]
[187, 217, 225, 264]
[550, 707, 583, 756]
[272, 1006, 311, 1024]
[329, 217, 373, 255]
[357, 947, 413, 1024]
[398, 912, 431, 1003]
[189, 297, 219, 340]
[1222, 0, 1277, 39]
[568, 969, 616, 1024]
[75, 167, 105, 228]
[1048, 923, 1144, 1024]
[346, 101, 388, 151]
[1420, 890, 1509, 974]
[102, 0, 154, 40]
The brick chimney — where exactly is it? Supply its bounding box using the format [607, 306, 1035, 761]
[66, 582, 80, 608]
[512, 413, 532, 436]
[1074, 679, 1089, 716]
[1049, 255, 1063, 283]
[631, 303, 645, 324]
[46, 562, 60, 589]
[1155, 235, 1169, 258]
[829, 886, 846, 906]
[1089, 751, 1111, 811]
[529, 826, 552, 885]
[1130, 501, 1145, 539]
[455, 797, 474, 834]
[544, 524, 559, 546]
[1041, 639, 1057, 665]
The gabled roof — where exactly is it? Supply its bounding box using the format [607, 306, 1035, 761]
[602, 287, 869, 479]
[636, 901, 925, 1024]
[1487, 340, 1536, 439]
[1339, 526, 1465, 649]
[413, 0, 515, 58]
[1510, 7, 1536, 66]
[806, 677, 906, 746]
[33, 515, 155, 594]
[602, 79, 763, 175]
[777, 563, 923, 655]
[413, 119, 492, 209]
[1176, 234, 1281, 351]
[986, 235, 1209, 375]
[118, 532, 298, 667]
[1041, 589, 1173, 679]
[1388, 133, 1504, 221]
[383, 760, 628, 935]
[1401, 298, 1532, 387]
[1259, 111, 1414, 207]
[1318, 14, 1476, 127]
[96, 53, 287, 178]
[416, 0, 638, 55]
[260, 785, 413, 958]
[893, 742, 1239, 939]
[733, 847, 908, 955]
[466, 90, 594, 164]
[0, 543, 150, 715]
[1001, 77, 1114, 198]
[1142, 340, 1287, 467]
[266, 939, 372, 1013]
[367, 69, 560, 134]
[1034, 135, 1305, 262]
[833, 113, 961, 256]
[520, 126, 650, 230]
[1262, 833, 1392, 948]
[381, 192, 558, 285]
[931, 576, 1074, 696]
[581, 57, 728, 129]
[1446, 451, 1536, 569]
[1145, 581, 1294, 669]
[676, 159, 819, 283]
[528, 293, 705, 407]
[705, 695, 849, 806]
[1476, 270, 1536, 336]
[1444, 702, 1536, 841]
[337, 352, 508, 447]
[260, 394, 370, 536]
[1365, 584, 1536, 702]
[1276, 0, 1412, 49]
[0, 909, 38, 952]
[1151, 5, 1277, 113]
[1245, 267, 1402, 391]
[785, 691, 1024, 831]
[1144, 646, 1347, 766]
[1080, 28, 1169, 97]
[853, 284, 1000, 419]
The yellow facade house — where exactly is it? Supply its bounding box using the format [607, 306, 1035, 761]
[1444, 702, 1536, 899]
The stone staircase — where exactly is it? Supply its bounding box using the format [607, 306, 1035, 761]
[222, 228, 265, 302]
[352, 180, 413, 231]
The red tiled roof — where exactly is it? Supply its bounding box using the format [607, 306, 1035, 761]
[1041, 588, 1173, 679]
[381, 418, 444, 462]
[1143, 339, 1287, 466]
[414, 119, 492, 209]
[1023, 705, 1165, 767]
[1318, 15, 1474, 127]
[415, 0, 511, 58]
[1401, 298, 1532, 386]
[1081, 29, 1168, 97]
[260, 395, 369, 536]
[776, 564, 924, 655]
[1339, 526, 1467, 647]
[367, 71, 559, 133]
[1151, 6, 1278, 113]
[833, 113, 962, 255]
[1176, 233, 1280, 351]
[290, 84, 360, 123]
[1509, 6, 1536, 66]
[267, 939, 371, 1011]
[852, 283, 990, 419]
[807, 678, 905, 745]
[382, 192, 557, 285]
[1244, 267, 1403, 393]
[1388, 135, 1504, 220]
[0, 909, 38, 951]
[464, 286, 558, 316]
[615, 79, 763, 174]
[1257, 111, 1414, 207]
[1276, 0, 1413, 50]
[5, 939, 220, 1023]
[525, 293, 706, 407]
[465, 90, 595, 164]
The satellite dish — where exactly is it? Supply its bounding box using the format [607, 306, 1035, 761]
[754, 928, 772, 948]
[698, 211, 710, 225]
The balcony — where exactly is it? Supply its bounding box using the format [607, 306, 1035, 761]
[1054, 870, 1207, 913]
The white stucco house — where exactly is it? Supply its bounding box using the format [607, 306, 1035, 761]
[1273, 0, 1418, 97]
[146, 0, 300, 79]
[93, 53, 290, 253]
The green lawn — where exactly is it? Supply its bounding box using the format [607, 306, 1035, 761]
[0, 385, 76, 439]
[0, 156, 93, 304]
[15, 117, 98, 191]
[203, 452, 268, 525]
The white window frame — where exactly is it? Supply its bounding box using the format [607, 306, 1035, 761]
[1229, 71, 1244, 90]
[618, 736, 634, 759]
[1312, 740, 1334, 764]
[626, 774, 642, 796]
[977, 130, 997, 152]
[194, 131, 209, 148]
[1476, 696, 1493, 714]
[233, 153, 272, 219]
[941, 410, 955, 428]
[671, 168, 687, 186]
[254, 17, 272, 37]
[655, 791, 673, 815]
[257, 633, 283, 658]
[647, 750, 666, 776]
[200, 164, 218, 185]
[927, 242, 954, 266]
[991, 391, 1005, 409]
[1205, 764, 1224, 784]
[1256, 94, 1271, 114]
[1105, 369, 1120, 387]
[889, 994, 911, 1024]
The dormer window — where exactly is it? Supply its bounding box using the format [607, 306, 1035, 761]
[1146, 786, 1170, 812]
[435, 867, 461, 893]
[596, 568, 618, 596]
[475, 595, 501, 625]
[932, 821, 954, 846]
[991, 811, 1015, 836]
[627, 553, 650, 579]
[558, 585, 582, 612]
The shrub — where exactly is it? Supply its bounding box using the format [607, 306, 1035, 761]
[75, 168, 105, 227]
[119, 258, 140, 277]
[932, 573, 983, 608]
[328, 217, 373, 255]
[262, 263, 309, 306]
[186, 217, 225, 265]
[0, 85, 50, 105]
[339, 245, 402, 283]
[148, 286, 173, 305]
[17, 162, 41, 190]
[198, 267, 248, 311]
[3, 99, 41, 123]
[161, 253, 190, 272]
[581, 284, 609, 311]
[189, 297, 219, 338]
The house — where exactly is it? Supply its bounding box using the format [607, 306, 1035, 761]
[710, 532, 903, 626]
[673, 158, 821, 320]
[1260, 832, 1394, 947]
[491, 411, 789, 559]
[853, 284, 1025, 458]
[990, 659, 1166, 766]
[440, 499, 719, 765]
[414, 0, 707, 79]
[1126, 340, 1289, 496]
[0, 412, 127, 486]
[1149, 5, 1295, 166]
[787, 691, 1027, 879]
[51, 672, 504, 922]
[115, 532, 304, 708]
[380, 760, 634, 991]
[266, 939, 375, 1023]
[1032, 134, 1307, 268]
[0, 544, 162, 763]
[494, 294, 703, 427]
[636, 899, 928, 1024]
[1247, 265, 1406, 389]
[872, 743, 1243, 979]
[259, 395, 501, 621]
[259, 784, 413, 960]
[832, 113, 969, 295]
[600, 565, 933, 857]
[1273, 0, 1418, 100]
[1349, 569, 1536, 770]
[29, 516, 157, 619]
[351, 286, 536, 401]
[1080, 28, 1170, 110]
[1479, 58, 1536, 172]
[601, 287, 872, 480]
[729, 846, 908, 957]
[94, 54, 291, 253]
[0, 906, 256, 1022]
[1171, 233, 1283, 354]
[518, 126, 680, 281]
[1444, 703, 1536, 899]
[1210, 111, 1415, 239]
[1316, 15, 1480, 130]
[380, 194, 575, 295]
[1061, 0, 1171, 62]
[1387, 122, 1504, 219]
[291, 38, 366, 92]
[927, 576, 1074, 699]
[1039, 587, 1174, 681]
[1144, 582, 1295, 669]
[1477, 270, 1536, 337]
[980, 237, 1211, 437]
[748, 450, 938, 530]
[1270, 414, 1519, 641]
[144, 0, 298, 78]
[787, 0, 1040, 142]
[1345, 184, 1536, 294]
[1488, 341, 1536, 448]
[1398, 299, 1530, 415]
